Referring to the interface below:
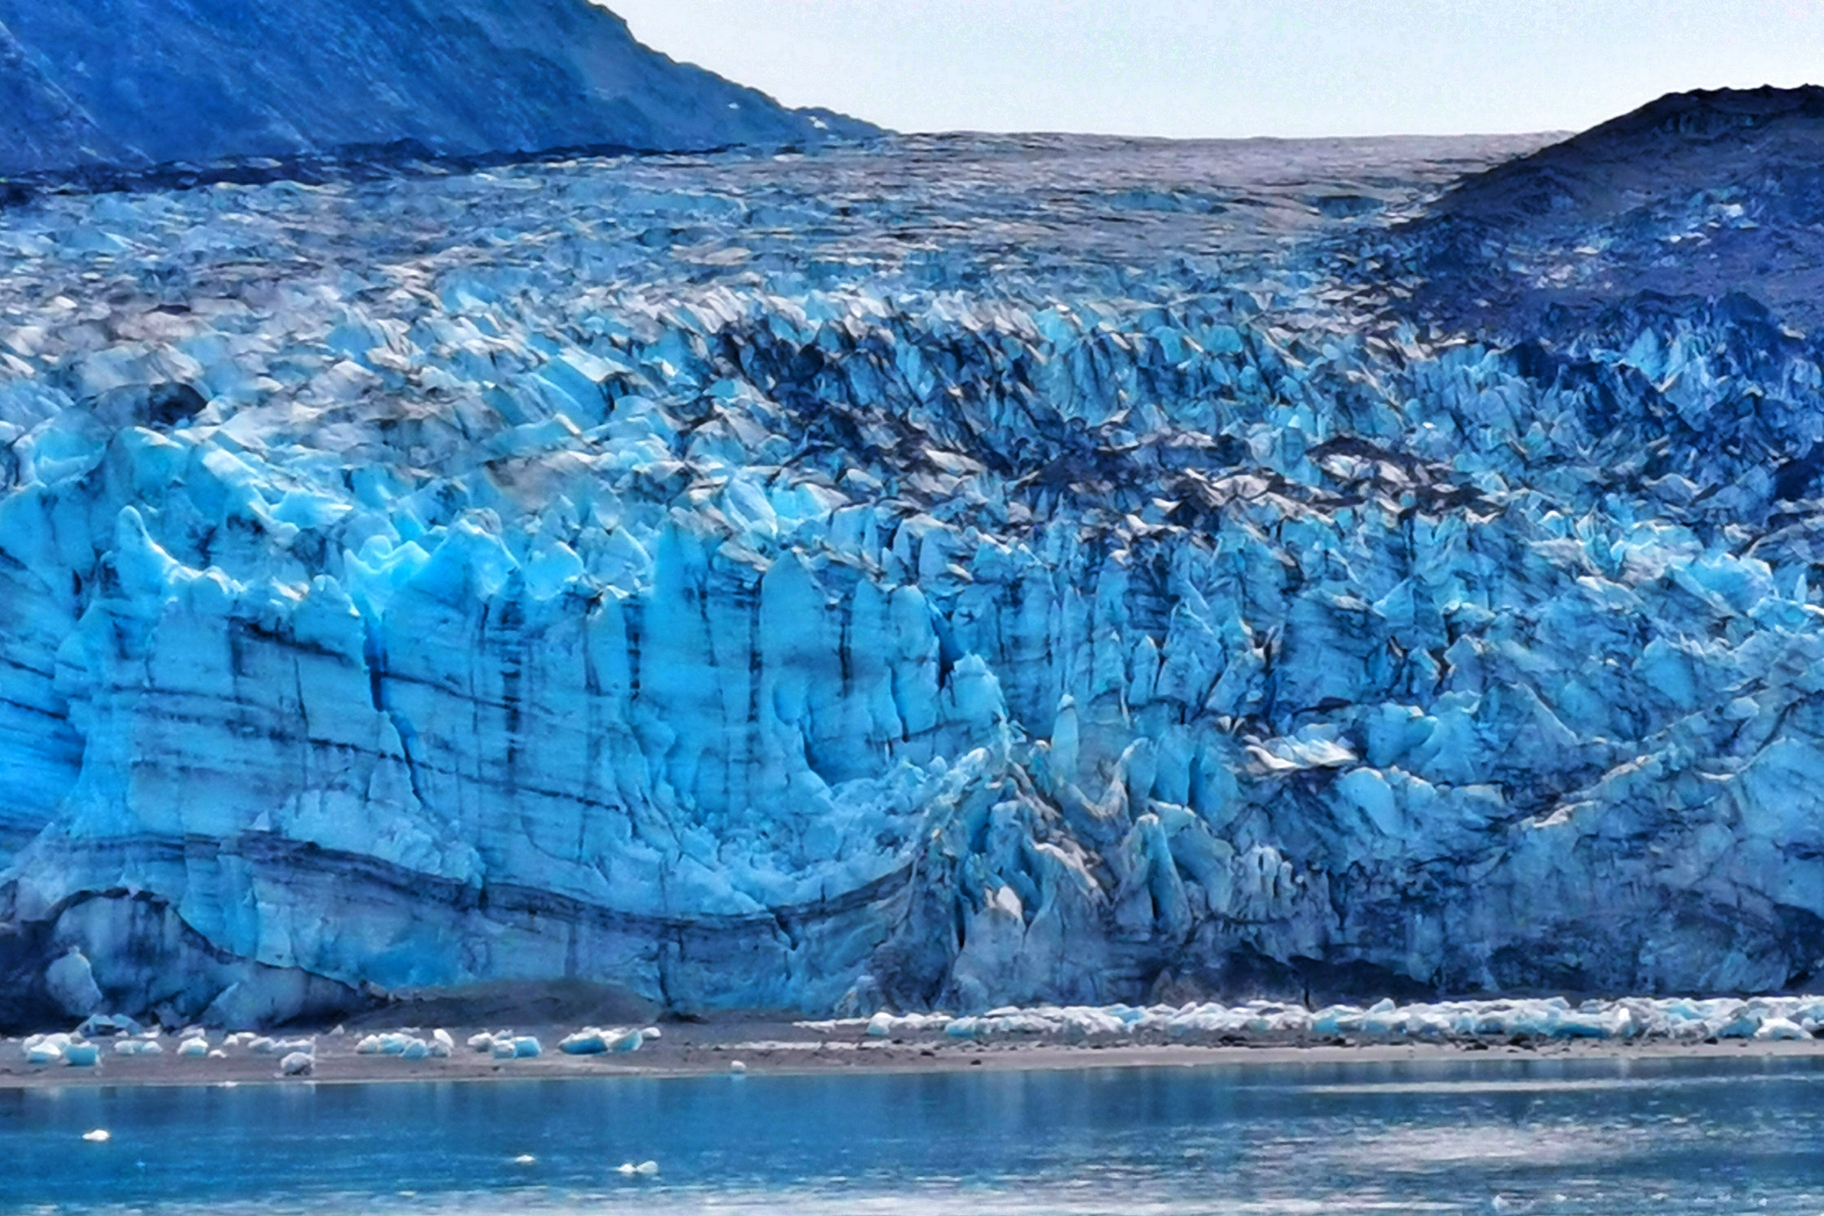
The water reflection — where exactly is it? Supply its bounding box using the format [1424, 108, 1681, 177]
[4, 1056, 1823, 1215]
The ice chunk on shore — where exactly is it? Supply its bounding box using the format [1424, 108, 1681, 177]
[24, 1032, 69, 1064]
[807, 997, 1824, 1046]
[561, 1026, 646, 1055]
[1756, 1017, 1808, 1041]
[559, 1029, 607, 1055]
[113, 1039, 163, 1057]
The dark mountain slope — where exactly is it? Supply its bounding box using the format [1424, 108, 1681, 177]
[1410, 86, 1824, 335]
[0, 0, 875, 177]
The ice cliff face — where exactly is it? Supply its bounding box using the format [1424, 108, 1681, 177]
[0, 0, 871, 178]
[3, 114, 1824, 1029]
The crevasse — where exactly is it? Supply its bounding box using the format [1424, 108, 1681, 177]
[1, 138, 1821, 1027]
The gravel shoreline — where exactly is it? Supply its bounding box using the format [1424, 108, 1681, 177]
[6, 1019, 1822, 1090]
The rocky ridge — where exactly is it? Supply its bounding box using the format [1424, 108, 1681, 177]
[0, 0, 873, 180]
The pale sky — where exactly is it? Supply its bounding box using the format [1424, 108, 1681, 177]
[607, 0, 1824, 138]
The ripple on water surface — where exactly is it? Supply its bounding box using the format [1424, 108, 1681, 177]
[5, 1056, 1824, 1215]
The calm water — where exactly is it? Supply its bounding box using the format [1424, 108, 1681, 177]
[8, 1056, 1824, 1215]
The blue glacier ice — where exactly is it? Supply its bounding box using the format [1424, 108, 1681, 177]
[0, 0, 874, 179]
[3, 90, 1824, 1029]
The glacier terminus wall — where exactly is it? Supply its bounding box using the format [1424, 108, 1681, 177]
[4, 117, 1824, 1029]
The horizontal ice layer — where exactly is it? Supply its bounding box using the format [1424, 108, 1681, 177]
[0, 133, 1821, 1027]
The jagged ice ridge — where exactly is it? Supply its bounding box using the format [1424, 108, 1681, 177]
[2, 131, 1824, 1027]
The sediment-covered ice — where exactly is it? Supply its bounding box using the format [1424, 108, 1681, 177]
[1, 122, 1823, 1026]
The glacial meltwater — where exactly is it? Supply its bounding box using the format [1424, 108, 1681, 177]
[8, 1058, 1824, 1214]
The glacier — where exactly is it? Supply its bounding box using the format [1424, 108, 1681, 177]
[4, 90, 1824, 1029]
[0, 0, 873, 179]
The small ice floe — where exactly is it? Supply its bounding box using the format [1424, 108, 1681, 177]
[512, 1036, 542, 1058]
[113, 1039, 163, 1057]
[728, 1060, 747, 1075]
[641, 1026, 662, 1041]
[177, 1038, 210, 1059]
[513, 1154, 537, 1166]
[207, 1050, 227, 1060]
[431, 1029, 454, 1057]
[402, 1038, 429, 1061]
[467, 1032, 495, 1053]
[279, 1051, 315, 1077]
[81, 1129, 110, 1143]
[616, 1160, 659, 1176]
[63, 1043, 100, 1068]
